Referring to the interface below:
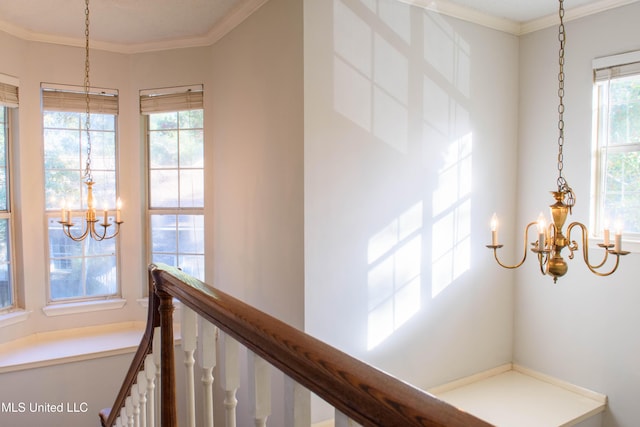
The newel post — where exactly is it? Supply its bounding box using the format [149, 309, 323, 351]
[158, 289, 177, 427]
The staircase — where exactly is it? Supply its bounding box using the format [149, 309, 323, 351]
[99, 263, 491, 427]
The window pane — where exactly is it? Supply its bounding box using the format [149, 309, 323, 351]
[180, 170, 204, 207]
[179, 109, 203, 129]
[179, 129, 203, 167]
[179, 255, 204, 281]
[0, 168, 7, 212]
[149, 112, 178, 130]
[608, 75, 640, 145]
[152, 253, 177, 267]
[604, 151, 640, 233]
[48, 218, 117, 301]
[149, 130, 178, 168]
[151, 215, 177, 253]
[150, 213, 204, 280]
[178, 215, 204, 253]
[43, 111, 81, 129]
[86, 256, 117, 296]
[0, 219, 11, 309]
[44, 129, 81, 170]
[149, 170, 179, 207]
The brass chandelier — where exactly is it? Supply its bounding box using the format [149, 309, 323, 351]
[486, 0, 627, 283]
[58, 0, 123, 242]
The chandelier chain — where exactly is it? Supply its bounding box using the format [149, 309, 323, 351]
[84, 0, 92, 183]
[556, 0, 575, 210]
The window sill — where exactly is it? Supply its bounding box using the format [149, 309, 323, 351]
[0, 310, 32, 328]
[42, 298, 127, 317]
[0, 321, 145, 374]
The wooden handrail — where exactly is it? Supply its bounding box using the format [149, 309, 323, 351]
[149, 263, 492, 427]
[99, 269, 160, 427]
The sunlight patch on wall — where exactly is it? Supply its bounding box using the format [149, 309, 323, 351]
[333, 0, 410, 153]
[367, 202, 423, 350]
[431, 134, 472, 297]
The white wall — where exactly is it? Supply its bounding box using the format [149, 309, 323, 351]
[515, 3, 640, 426]
[303, 0, 518, 397]
[209, 0, 304, 425]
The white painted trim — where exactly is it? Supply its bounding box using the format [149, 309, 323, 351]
[0, 0, 269, 54]
[42, 298, 127, 317]
[520, 0, 640, 34]
[0, 310, 31, 328]
[0, 0, 635, 49]
[0, 321, 145, 373]
[396, 0, 520, 35]
[430, 365, 607, 427]
[0, 73, 19, 87]
[400, 0, 640, 36]
[513, 365, 607, 404]
[430, 364, 607, 404]
[427, 363, 513, 395]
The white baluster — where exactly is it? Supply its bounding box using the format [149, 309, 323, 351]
[219, 331, 240, 427]
[137, 371, 148, 427]
[125, 396, 134, 427]
[144, 354, 157, 427]
[335, 410, 362, 427]
[248, 351, 271, 427]
[198, 316, 217, 427]
[152, 327, 161, 426]
[131, 383, 141, 427]
[116, 409, 125, 427]
[284, 376, 310, 427]
[181, 306, 198, 427]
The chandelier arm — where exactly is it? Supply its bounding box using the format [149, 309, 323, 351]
[90, 221, 121, 241]
[537, 251, 549, 276]
[61, 221, 92, 242]
[565, 222, 621, 274]
[490, 221, 538, 269]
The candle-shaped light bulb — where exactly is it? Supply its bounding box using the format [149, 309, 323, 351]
[603, 218, 610, 246]
[490, 213, 499, 245]
[61, 200, 67, 224]
[537, 212, 546, 250]
[116, 198, 122, 223]
[103, 203, 109, 226]
[614, 221, 623, 252]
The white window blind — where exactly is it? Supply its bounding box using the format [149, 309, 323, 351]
[140, 85, 203, 114]
[0, 74, 19, 108]
[41, 84, 118, 114]
[594, 50, 640, 82]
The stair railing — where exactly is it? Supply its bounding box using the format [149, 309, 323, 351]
[100, 263, 492, 427]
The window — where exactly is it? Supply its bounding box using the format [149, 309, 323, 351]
[42, 85, 120, 302]
[593, 52, 640, 240]
[142, 86, 205, 280]
[0, 77, 18, 312]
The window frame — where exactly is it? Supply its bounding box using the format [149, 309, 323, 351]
[142, 86, 205, 281]
[42, 84, 122, 305]
[0, 105, 17, 313]
[592, 51, 640, 244]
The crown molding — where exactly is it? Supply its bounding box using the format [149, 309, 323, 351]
[396, 0, 521, 35]
[0, 0, 269, 54]
[0, 0, 637, 52]
[519, 0, 640, 35]
[399, 0, 640, 36]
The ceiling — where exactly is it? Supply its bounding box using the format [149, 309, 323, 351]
[0, 0, 636, 53]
